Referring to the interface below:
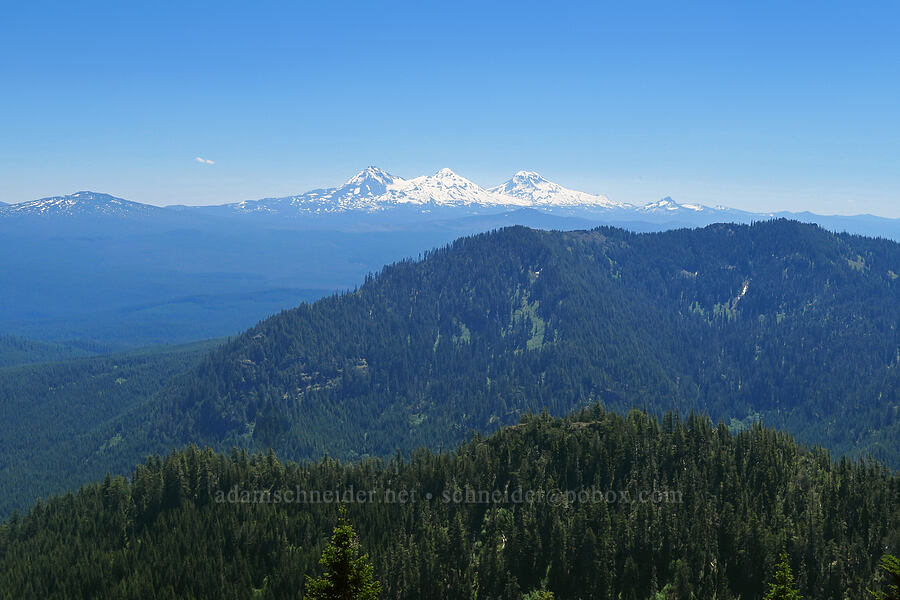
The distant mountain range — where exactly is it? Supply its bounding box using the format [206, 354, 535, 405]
[170, 166, 765, 221]
[174, 166, 772, 222]
[3, 167, 897, 238]
[186, 167, 616, 216]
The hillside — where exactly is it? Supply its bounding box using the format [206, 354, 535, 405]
[68, 221, 884, 466]
[6, 219, 899, 516]
[0, 407, 896, 599]
[0, 335, 104, 367]
[0, 339, 223, 516]
[140, 220, 899, 464]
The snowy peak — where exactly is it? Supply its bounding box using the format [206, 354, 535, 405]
[512, 170, 548, 184]
[342, 166, 402, 191]
[490, 171, 627, 210]
[402, 168, 529, 207]
[0, 191, 163, 218]
[331, 166, 404, 200]
[228, 167, 409, 214]
[639, 196, 706, 213]
[432, 167, 465, 181]
[496, 170, 552, 192]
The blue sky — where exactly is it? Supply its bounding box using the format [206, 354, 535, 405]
[1, 1, 898, 216]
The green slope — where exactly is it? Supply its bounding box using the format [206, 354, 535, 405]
[0, 407, 896, 599]
[0, 334, 104, 367]
[136, 220, 900, 466]
[0, 339, 223, 516]
[5, 219, 900, 518]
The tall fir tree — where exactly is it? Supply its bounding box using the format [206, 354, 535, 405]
[305, 506, 381, 600]
[764, 553, 803, 600]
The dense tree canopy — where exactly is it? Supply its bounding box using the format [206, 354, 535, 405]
[1, 407, 897, 599]
[0, 339, 221, 516]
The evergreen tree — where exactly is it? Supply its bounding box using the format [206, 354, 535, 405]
[305, 506, 381, 600]
[764, 553, 802, 600]
[871, 555, 900, 600]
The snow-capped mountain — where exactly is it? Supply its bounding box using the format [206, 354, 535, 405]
[490, 171, 628, 210]
[0, 191, 164, 218]
[401, 168, 529, 207]
[637, 196, 707, 213]
[229, 167, 410, 214]
[226, 167, 529, 215]
[220, 167, 630, 217]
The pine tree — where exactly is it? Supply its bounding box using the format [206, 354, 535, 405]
[305, 506, 382, 600]
[764, 552, 802, 600]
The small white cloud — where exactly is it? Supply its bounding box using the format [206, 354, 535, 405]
[195, 156, 216, 165]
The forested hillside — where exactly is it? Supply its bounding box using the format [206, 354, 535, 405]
[1, 407, 896, 599]
[0, 339, 222, 516]
[0, 335, 103, 367]
[139, 220, 900, 466]
[5, 220, 899, 517]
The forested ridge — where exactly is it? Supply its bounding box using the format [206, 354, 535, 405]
[142, 220, 900, 466]
[4, 220, 899, 517]
[1, 407, 896, 599]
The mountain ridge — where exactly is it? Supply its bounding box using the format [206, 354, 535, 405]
[35, 219, 895, 487]
[5, 170, 899, 240]
[0, 191, 167, 218]
[200, 167, 689, 216]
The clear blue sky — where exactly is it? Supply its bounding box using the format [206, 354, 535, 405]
[1, 1, 898, 216]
